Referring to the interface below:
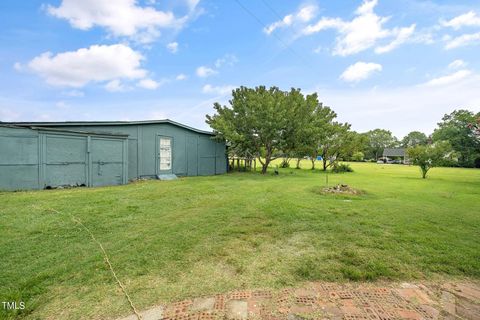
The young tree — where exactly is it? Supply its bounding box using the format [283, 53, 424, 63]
[406, 141, 456, 179]
[401, 131, 428, 147]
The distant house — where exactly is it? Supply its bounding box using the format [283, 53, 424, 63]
[380, 148, 408, 164]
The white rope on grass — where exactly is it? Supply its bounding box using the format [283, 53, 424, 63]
[48, 207, 143, 320]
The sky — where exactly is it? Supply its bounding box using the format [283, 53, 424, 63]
[0, 0, 479, 138]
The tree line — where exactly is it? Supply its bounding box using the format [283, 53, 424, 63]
[206, 86, 480, 175]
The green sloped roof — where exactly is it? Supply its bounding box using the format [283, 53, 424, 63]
[1, 119, 215, 135]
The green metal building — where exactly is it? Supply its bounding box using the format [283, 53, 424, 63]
[0, 120, 226, 190]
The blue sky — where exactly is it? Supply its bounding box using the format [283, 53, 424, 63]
[0, 0, 479, 137]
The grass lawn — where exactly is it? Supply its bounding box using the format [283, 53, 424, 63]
[1, 162, 479, 319]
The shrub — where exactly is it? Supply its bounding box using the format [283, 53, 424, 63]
[279, 159, 290, 168]
[332, 163, 353, 173]
[351, 151, 364, 162]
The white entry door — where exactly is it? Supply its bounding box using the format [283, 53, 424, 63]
[159, 137, 172, 171]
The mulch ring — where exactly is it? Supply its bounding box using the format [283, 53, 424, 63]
[317, 184, 364, 196]
[118, 281, 480, 320]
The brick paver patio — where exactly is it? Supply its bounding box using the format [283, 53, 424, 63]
[119, 281, 480, 320]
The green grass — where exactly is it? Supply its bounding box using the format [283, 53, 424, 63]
[1, 162, 479, 319]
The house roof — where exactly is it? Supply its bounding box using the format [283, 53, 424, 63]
[383, 148, 406, 157]
[1, 119, 215, 135]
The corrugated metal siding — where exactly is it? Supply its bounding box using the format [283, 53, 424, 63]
[0, 126, 128, 190]
[0, 126, 40, 190]
[49, 123, 227, 179]
[1, 121, 226, 190]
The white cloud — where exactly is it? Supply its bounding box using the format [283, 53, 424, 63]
[375, 24, 416, 54]
[214, 54, 238, 68]
[62, 89, 85, 97]
[444, 32, 480, 49]
[264, 14, 294, 35]
[423, 69, 472, 87]
[264, 4, 317, 34]
[196, 66, 217, 78]
[105, 79, 127, 92]
[448, 59, 467, 69]
[47, 0, 200, 43]
[196, 54, 237, 79]
[25, 44, 146, 88]
[186, 0, 200, 11]
[13, 62, 23, 71]
[340, 62, 382, 82]
[166, 42, 179, 53]
[137, 78, 164, 90]
[440, 11, 480, 30]
[202, 84, 235, 95]
[176, 73, 187, 80]
[297, 5, 317, 22]
[302, 17, 344, 35]
[301, 0, 416, 56]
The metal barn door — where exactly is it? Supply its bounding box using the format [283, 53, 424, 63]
[90, 138, 125, 187]
[44, 135, 88, 188]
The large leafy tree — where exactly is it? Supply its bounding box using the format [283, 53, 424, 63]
[432, 109, 480, 167]
[206, 86, 320, 174]
[364, 129, 399, 159]
[279, 90, 319, 167]
[401, 131, 428, 148]
[319, 122, 354, 171]
[407, 141, 456, 178]
[305, 105, 337, 170]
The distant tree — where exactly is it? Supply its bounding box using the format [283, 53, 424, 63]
[472, 117, 480, 169]
[432, 109, 480, 167]
[467, 116, 480, 139]
[345, 131, 369, 160]
[351, 151, 365, 162]
[364, 129, 398, 159]
[401, 131, 428, 147]
[407, 141, 456, 179]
